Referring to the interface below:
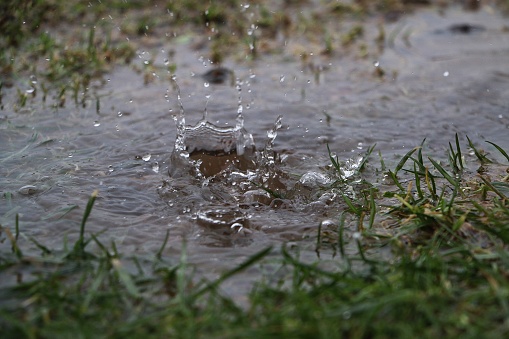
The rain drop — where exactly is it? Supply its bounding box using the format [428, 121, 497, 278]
[152, 162, 160, 173]
[18, 185, 37, 195]
[142, 154, 151, 161]
[93, 121, 101, 127]
[443, 71, 449, 77]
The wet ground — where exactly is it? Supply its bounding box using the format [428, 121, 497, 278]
[1, 4, 509, 297]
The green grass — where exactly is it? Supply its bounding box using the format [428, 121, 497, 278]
[2, 0, 461, 110]
[1, 135, 509, 337]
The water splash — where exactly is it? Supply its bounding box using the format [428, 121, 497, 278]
[163, 79, 369, 244]
[163, 79, 288, 237]
[260, 115, 283, 168]
[169, 78, 256, 178]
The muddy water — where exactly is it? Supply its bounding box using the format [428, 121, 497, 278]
[1, 6, 508, 296]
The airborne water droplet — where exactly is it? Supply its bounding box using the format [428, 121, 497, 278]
[142, 154, 151, 161]
[152, 162, 159, 173]
[93, 121, 101, 127]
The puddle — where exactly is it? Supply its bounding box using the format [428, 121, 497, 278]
[1, 5, 509, 298]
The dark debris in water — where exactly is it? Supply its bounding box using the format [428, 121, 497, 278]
[202, 67, 233, 84]
[436, 23, 486, 35]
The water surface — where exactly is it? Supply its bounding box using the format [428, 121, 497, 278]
[1, 5, 508, 297]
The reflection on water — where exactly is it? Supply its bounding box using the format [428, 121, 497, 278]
[1, 5, 509, 298]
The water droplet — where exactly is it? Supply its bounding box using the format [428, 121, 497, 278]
[144, 60, 149, 65]
[108, 165, 114, 172]
[117, 111, 123, 117]
[279, 75, 285, 83]
[152, 162, 160, 173]
[204, 82, 210, 88]
[18, 185, 38, 195]
[142, 154, 151, 161]
[300, 172, 332, 186]
[443, 71, 449, 77]
[247, 24, 256, 36]
[374, 61, 380, 67]
[93, 121, 101, 127]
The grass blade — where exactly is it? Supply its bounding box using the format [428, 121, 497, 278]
[417, 138, 426, 166]
[156, 229, 170, 259]
[358, 144, 376, 172]
[193, 246, 272, 298]
[74, 190, 98, 256]
[486, 141, 509, 163]
[327, 144, 342, 178]
[428, 157, 458, 189]
[455, 133, 464, 170]
[368, 188, 376, 229]
[316, 221, 322, 258]
[395, 147, 419, 174]
[1, 226, 23, 258]
[480, 176, 508, 200]
[387, 170, 405, 191]
[466, 136, 491, 164]
[28, 236, 51, 255]
[342, 193, 362, 216]
[110, 258, 141, 298]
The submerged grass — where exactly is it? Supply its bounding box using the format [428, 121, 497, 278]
[1, 135, 509, 337]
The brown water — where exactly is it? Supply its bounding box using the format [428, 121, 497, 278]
[1, 5, 508, 296]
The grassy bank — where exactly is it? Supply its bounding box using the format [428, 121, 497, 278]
[1, 136, 508, 338]
[5, 0, 508, 110]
